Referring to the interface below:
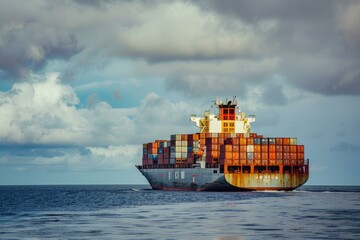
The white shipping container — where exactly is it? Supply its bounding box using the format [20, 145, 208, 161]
[247, 145, 254, 152]
[290, 138, 297, 145]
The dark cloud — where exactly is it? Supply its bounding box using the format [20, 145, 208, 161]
[0, 20, 80, 79]
[261, 82, 286, 105]
[196, 0, 360, 96]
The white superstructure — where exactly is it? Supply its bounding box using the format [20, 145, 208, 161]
[190, 96, 255, 134]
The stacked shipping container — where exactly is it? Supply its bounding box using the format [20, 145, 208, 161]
[142, 133, 305, 167]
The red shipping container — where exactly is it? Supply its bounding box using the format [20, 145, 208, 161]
[269, 152, 276, 160]
[297, 145, 304, 153]
[283, 153, 290, 160]
[269, 160, 276, 165]
[254, 152, 261, 160]
[290, 146, 297, 153]
[276, 145, 283, 153]
[163, 158, 170, 165]
[276, 152, 283, 159]
[290, 153, 297, 160]
[283, 138, 290, 145]
[275, 138, 283, 145]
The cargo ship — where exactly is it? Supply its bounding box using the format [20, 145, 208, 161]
[137, 97, 309, 191]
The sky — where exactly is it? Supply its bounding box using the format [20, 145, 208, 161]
[0, 0, 359, 186]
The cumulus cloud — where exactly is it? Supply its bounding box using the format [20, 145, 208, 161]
[0, 73, 138, 146]
[0, 73, 197, 170]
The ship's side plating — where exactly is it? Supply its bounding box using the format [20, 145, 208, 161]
[137, 165, 309, 191]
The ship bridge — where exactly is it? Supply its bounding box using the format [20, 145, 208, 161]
[190, 96, 255, 134]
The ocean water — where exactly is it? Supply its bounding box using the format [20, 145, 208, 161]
[1, 185, 359, 240]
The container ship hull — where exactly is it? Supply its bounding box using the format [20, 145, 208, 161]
[137, 166, 308, 191]
[137, 97, 309, 191]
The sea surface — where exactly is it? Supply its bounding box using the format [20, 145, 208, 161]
[1, 185, 359, 240]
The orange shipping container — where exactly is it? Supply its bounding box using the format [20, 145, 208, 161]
[283, 145, 290, 153]
[261, 145, 268, 152]
[276, 152, 283, 159]
[240, 138, 247, 145]
[239, 145, 247, 152]
[269, 145, 276, 153]
[290, 145, 297, 153]
[232, 160, 240, 166]
[261, 153, 268, 160]
[275, 138, 283, 145]
[240, 152, 247, 160]
[283, 153, 290, 160]
[232, 145, 239, 151]
[290, 153, 297, 160]
[297, 153, 304, 160]
[254, 152, 261, 160]
[225, 152, 233, 159]
[247, 138, 254, 145]
[225, 145, 232, 152]
[276, 145, 283, 153]
[233, 152, 239, 159]
[269, 152, 276, 160]
[254, 145, 261, 152]
[233, 138, 239, 145]
[240, 160, 247, 165]
[276, 159, 283, 165]
[269, 160, 276, 166]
